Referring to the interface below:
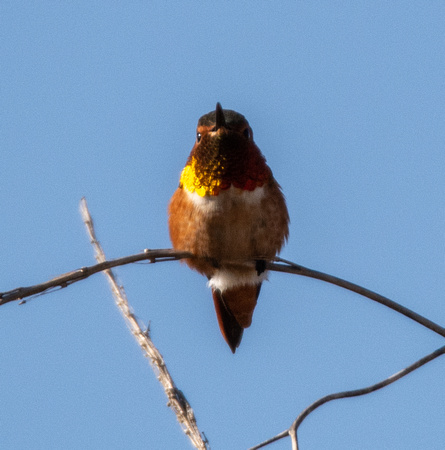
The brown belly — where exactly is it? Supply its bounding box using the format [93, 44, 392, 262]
[168, 181, 289, 276]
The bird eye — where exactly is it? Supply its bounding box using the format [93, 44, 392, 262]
[243, 128, 250, 139]
[197, 132, 202, 143]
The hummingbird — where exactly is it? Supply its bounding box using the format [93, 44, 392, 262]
[168, 103, 289, 352]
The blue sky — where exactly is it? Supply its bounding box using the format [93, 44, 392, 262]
[2, 2, 444, 449]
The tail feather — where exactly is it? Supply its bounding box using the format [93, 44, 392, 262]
[212, 284, 262, 353]
[212, 289, 243, 353]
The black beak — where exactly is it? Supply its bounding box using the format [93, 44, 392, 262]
[215, 102, 226, 131]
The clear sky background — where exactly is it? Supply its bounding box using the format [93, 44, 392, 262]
[2, 2, 444, 449]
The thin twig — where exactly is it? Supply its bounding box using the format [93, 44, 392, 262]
[0, 249, 191, 306]
[291, 345, 445, 449]
[248, 430, 289, 450]
[2, 252, 444, 342]
[268, 257, 445, 338]
[250, 344, 445, 450]
[79, 198, 208, 450]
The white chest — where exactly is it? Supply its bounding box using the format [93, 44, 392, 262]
[185, 185, 266, 215]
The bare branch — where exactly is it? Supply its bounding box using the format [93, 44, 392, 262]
[2, 251, 444, 342]
[79, 198, 208, 450]
[250, 344, 445, 449]
[268, 257, 445, 338]
[291, 345, 445, 448]
[0, 249, 191, 306]
[247, 430, 289, 449]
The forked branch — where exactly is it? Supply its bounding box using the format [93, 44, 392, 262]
[249, 344, 445, 450]
[1, 198, 444, 450]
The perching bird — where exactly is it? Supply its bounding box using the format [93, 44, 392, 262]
[168, 103, 289, 352]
